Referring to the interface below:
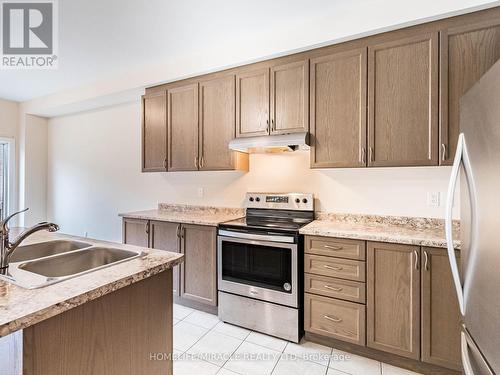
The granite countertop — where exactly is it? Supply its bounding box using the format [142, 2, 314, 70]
[299, 213, 461, 249]
[119, 203, 245, 226]
[0, 229, 183, 338]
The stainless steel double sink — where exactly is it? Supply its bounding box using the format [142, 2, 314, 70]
[0, 240, 144, 289]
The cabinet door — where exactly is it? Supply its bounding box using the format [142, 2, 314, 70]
[368, 33, 439, 167]
[122, 218, 149, 247]
[199, 75, 236, 170]
[270, 59, 309, 134]
[167, 83, 199, 171]
[142, 92, 167, 172]
[150, 221, 181, 296]
[180, 224, 217, 306]
[440, 20, 500, 165]
[421, 247, 461, 370]
[367, 242, 420, 359]
[310, 48, 367, 168]
[236, 68, 270, 137]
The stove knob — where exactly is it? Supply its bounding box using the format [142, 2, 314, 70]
[302, 198, 308, 204]
[255, 197, 260, 202]
[249, 197, 254, 202]
[295, 198, 300, 204]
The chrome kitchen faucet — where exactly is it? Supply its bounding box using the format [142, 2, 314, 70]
[0, 208, 59, 274]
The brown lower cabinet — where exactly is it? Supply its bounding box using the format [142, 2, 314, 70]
[305, 236, 461, 372]
[180, 224, 217, 306]
[150, 220, 181, 296]
[367, 242, 421, 360]
[123, 218, 217, 306]
[421, 247, 461, 370]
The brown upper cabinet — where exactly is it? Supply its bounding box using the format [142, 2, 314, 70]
[236, 67, 270, 137]
[142, 92, 167, 172]
[368, 32, 439, 167]
[367, 241, 421, 360]
[440, 19, 500, 165]
[167, 83, 199, 171]
[310, 48, 367, 168]
[270, 59, 309, 134]
[199, 75, 246, 171]
[236, 58, 309, 138]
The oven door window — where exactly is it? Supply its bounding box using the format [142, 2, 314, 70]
[221, 240, 292, 292]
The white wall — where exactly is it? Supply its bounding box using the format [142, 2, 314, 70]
[47, 102, 456, 242]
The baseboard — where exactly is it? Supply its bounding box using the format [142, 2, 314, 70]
[173, 296, 218, 315]
[305, 332, 460, 375]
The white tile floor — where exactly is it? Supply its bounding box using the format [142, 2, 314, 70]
[173, 304, 422, 375]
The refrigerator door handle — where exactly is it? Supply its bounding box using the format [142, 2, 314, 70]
[446, 133, 465, 315]
[461, 326, 494, 375]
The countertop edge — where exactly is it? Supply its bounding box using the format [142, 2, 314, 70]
[299, 227, 461, 250]
[0, 254, 183, 338]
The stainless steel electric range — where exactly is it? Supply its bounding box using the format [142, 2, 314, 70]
[217, 192, 314, 342]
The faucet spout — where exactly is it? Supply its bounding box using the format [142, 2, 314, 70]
[0, 208, 59, 271]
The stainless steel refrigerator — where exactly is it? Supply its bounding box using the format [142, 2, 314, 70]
[445, 59, 500, 375]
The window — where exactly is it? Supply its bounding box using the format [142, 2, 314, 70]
[0, 138, 14, 220]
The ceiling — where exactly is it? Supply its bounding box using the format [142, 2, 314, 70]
[1, 0, 498, 103]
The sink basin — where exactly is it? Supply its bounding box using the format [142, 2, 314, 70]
[10, 240, 91, 262]
[18, 247, 140, 278]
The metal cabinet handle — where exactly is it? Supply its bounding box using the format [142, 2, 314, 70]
[368, 147, 374, 163]
[163, 158, 167, 169]
[194, 157, 198, 168]
[424, 250, 429, 271]
[413, 250, 419, 270]
[324, 245, 343, 251]
[145, 221, 150, 235]
[200, 156, 204, 169]
[324, 285, 343, 292]
[176, 224, 181, 239]
[361, 147, 366, 164]
[271, 119, 275, 131]
[266, 119, 270, 133]
[324, 265, 343, 271]
[324, 315, 342, 323]
[441, 143, 447, 161]
[181, 227, 185, 239]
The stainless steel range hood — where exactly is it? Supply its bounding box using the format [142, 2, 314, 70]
[228, 132, 310, 154]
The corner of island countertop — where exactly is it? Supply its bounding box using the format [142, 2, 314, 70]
[0, 230, 183, 338]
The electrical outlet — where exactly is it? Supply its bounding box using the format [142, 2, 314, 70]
[427, 192, 440, 207]
[84, 231, 88, 238]
[197, 187, 204, 198]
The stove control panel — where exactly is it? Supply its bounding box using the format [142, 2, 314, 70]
[245, 193, 313, 211]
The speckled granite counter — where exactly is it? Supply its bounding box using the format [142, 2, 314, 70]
[299, 213, 461, 249]
[0, 229, 183, 338]
[119, 204, 245, 226]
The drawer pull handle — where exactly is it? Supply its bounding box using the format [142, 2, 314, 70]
[324, 315, 343, 323]
[324, 285, 343, 292]
[324, 245, 343, 251]
[324, 265, 343, 271]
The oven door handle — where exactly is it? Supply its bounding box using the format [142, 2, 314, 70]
[218, 229, 296, 244]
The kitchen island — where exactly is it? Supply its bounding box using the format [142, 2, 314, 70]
[0, 229, 183, 375]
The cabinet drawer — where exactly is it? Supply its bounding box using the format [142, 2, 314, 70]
[305, 293, 366, 345]
[305, 236, 366, 260]
[305, 254, 365, 282]
[305, 274, 366, 304]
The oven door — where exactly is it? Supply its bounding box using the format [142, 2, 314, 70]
[218, 233, 298, 307]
